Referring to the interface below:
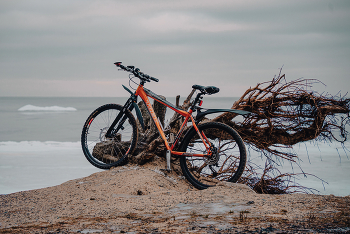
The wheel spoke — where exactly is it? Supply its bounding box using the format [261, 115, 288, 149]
[81, 104, 138, 169]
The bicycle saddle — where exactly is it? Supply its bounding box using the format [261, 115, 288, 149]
[192, 85, 220, 95]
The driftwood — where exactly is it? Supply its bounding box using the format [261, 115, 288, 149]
[238, 160, 321, 194]
[94, 70, 350, 193]
[129, 91, 197, 165]
[130, 95, 167, 164]
[213, 70, 350, 162]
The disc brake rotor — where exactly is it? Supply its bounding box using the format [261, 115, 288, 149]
[99, 127, 108, 141]
[206, 146, 219, 166]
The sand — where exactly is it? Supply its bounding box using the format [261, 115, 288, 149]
[1, 157, 350, 233]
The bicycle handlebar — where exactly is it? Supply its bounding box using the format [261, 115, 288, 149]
[114, 62, 159, 83]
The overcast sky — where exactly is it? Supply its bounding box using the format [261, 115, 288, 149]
[1, 0, 349, 97]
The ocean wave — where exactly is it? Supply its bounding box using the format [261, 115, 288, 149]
[18, 105, 77, 112]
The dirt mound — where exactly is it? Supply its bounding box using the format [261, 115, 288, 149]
[1, 159, 349, 233]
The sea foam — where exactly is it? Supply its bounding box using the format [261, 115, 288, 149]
[18, 105, 77, 112]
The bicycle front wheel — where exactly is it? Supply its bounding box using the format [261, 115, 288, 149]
[81, 104, 138, 169]
[180, 122, 246, 190]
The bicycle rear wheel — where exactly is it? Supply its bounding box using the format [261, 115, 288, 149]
[180, 122, 246, 190]
[81, 104, 138, 169]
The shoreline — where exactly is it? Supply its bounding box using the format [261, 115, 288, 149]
[1, 160, 350, 233]
[2, 140, 350, 197]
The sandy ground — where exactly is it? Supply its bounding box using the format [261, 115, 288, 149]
[1, 157, 350, 233]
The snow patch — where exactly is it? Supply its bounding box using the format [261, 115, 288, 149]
[18, 105, 77, 112]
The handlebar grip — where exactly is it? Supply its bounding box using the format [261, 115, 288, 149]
[114, 62, 127, 70]
[150, 77, 159, 82]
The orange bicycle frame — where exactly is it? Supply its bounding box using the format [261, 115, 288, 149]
[135, 83, 212, 157]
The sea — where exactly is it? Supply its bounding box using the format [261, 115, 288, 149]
[0, 96, 349, 196]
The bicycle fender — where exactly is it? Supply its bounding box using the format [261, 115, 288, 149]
[122, 85, 133, 95]
[132, 101, 145, 130]
[196, 108, 251, 122]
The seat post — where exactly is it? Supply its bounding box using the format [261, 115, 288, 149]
[190, 93, 203, 111]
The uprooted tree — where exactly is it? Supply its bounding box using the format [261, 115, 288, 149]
[96, 70, 350, 194]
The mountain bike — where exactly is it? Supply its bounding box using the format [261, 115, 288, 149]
[81, 62, 250, 189]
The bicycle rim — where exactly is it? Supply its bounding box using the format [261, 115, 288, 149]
[81, 104, 137, 169]
[180, 122, 246, 189]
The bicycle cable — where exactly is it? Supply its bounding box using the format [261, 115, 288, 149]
[128, 73, 138, 91]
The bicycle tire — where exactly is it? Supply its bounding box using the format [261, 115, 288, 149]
[81, 104, 138, 169]
[180, 122, 246, 190]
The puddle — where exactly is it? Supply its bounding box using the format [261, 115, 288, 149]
[175, 203, 194, 210]
[203, 203, 233, 213]
[168, 202, 251, 216]
[174, 215, 191, 220]
[80, 229, 103, 233]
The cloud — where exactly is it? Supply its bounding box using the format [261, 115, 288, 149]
[0, 0, 349, 97]
[0, 78, 123, 97]
[141, 12, 249, 33]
